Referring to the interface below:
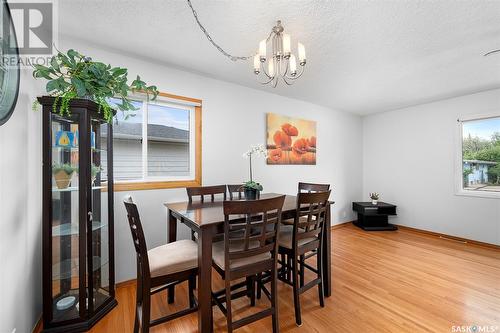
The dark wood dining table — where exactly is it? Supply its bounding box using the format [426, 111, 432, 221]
[165, 193, 333, 333]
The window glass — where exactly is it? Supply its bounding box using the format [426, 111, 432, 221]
[462, 116, 500, 193]
[106, 98, 144, 181]
[147, 103, 190, 178]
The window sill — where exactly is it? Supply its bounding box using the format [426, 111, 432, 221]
[114, 179, 201, 192]
[455, 190, 500, 199]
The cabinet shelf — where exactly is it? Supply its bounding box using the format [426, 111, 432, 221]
[52, 288, 111, 323]
[52, 256, 108, 281]
[52, 186, 107, 192]
[52, 221, 108, 237]
[52, 146, 106, 153]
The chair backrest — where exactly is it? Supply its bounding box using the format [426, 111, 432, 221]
[298, 182, 330, 193]
[123, 196, 150, 279]
[223, 195, 286, 273]
[293, 191, 331, 247]
[227, 184, 245, 200]
[186, 185, 227, 203]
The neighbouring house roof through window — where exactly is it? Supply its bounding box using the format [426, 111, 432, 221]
[102, 122, 189, 143]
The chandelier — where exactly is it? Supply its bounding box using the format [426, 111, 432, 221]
[186, 0, 307, 88]
[253, 20, 306, 87]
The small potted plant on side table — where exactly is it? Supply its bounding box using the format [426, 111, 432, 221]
[369, 192, 380, 205]
[242, 144, 267, 200]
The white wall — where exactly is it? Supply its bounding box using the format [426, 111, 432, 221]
[363, 89, 500, 245]
[0, 37, 362, 332]
[0, 71, 44, 333]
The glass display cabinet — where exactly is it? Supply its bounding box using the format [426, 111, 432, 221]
[39, 97, 116, 332]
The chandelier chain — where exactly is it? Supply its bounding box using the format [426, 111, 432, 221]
[186, 0, 256, 62]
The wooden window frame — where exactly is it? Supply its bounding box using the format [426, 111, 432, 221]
[455, 111, 500, 199]
[114, 92, 202, 191]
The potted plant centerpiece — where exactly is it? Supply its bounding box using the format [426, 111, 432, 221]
[32, 49, 159, 122]
[242, 144, 267, 200]
[370, 192, 380, 205]
[53, 163, 76, 189]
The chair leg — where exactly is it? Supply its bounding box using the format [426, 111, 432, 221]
[188, 275, 196, 308]
[317, 246, 325, 307]
[141, 293, 151, 333]
[225, 279, 233, 333]
[292, 255, 302, 326]
[256, 273, 262, 299]
[300, 254, 305, 288]
[251, 275, 256, 306]
[191, 229, 196, 241]
[287, 255, 292, 283]
[135, 275, 143, 333]
[271, 267, 279, 333]
[246, 276, 256, 306]
[133, 306, 140, 333]
[280, 253, 286, 280]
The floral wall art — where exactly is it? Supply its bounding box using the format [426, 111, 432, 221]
[266, 113, 317, 165]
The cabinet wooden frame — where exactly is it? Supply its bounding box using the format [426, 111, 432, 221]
[40, 96, 117, 333]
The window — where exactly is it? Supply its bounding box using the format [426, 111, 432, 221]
[457, 114, 500, 197]
[102, 92, 201, 191]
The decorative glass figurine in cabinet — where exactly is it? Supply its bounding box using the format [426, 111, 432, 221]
[39, 97, 116, 332]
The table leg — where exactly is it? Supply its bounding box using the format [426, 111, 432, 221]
[167, 210, 177, 303]
[198, 225, 214, 333]
[323, 204, 332, 297]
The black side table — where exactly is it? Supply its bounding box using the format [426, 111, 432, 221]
[352, 202, 397, 231]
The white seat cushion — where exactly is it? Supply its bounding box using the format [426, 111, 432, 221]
[278, 225, 317, 249]
[148, 239, 198, 278]
[212, 240, 271, 270]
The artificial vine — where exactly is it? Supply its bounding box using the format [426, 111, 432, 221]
[32, 49, 158, 122]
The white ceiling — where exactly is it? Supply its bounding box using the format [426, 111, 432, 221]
[59, 0, 500, 115]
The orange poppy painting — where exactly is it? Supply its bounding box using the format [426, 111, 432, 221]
[266, 113, 317, 165]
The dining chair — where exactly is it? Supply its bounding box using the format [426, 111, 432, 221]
[123, 196, 199, 333]
[186, 185, 228, 240]
[277, 190, 331, 326]
[281, 183, 331, 285]
[282, 182, 330, 227]
[227, 184, 245, 200]
[186, 185, 227, 202]
[298, 182, 330, 193]
[211, 195, 286, 333]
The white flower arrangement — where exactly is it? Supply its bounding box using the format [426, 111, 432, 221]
[242, 144, 268, 189]
[242, 144, 268, 159]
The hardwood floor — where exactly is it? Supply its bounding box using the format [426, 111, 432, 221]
[89, 224, 500, 333]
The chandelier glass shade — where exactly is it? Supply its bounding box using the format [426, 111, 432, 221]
[253, 20, 306, 87]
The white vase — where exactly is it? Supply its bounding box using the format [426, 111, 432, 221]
[371, 199, 378, 205]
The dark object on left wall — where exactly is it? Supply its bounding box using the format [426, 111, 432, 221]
[39, 96, 117, 332]
[0, 0, 20, 126]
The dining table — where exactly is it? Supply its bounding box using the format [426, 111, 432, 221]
[164, 192, 333, 333]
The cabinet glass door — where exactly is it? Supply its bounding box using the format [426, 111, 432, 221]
[89, 119, 111, 312]
[50, 113, 81, 322]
